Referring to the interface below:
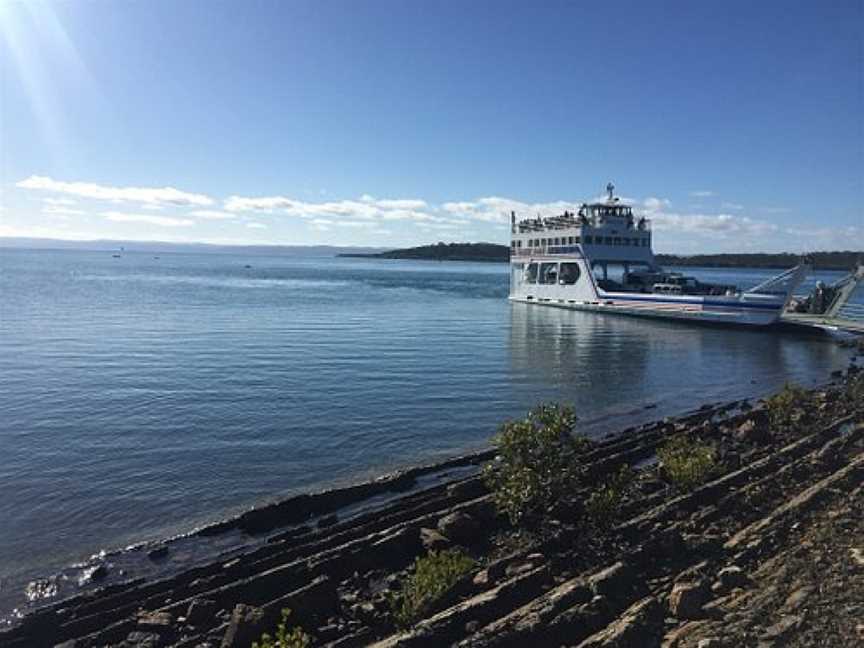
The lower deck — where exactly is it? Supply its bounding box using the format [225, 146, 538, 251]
[780, 312, 864, 335]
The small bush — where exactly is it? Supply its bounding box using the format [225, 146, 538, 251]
[585, 464, 636, 528]
[846, 372, 864, 403]
[657, 435, 715, 490]
[252, 608, 312, 648]
[765, 382, 811, 429]
[390, 549, 475, 629]
[483, 403, 590, 525]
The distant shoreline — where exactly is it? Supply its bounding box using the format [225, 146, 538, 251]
[340, 243, 863, 272]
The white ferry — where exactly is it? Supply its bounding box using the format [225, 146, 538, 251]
[508, 184, 809, 327]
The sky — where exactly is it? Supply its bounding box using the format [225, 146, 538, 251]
[0, 0, 861, 253]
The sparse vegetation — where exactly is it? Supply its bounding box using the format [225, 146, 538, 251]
[585, 464, 636, 528]
[845, 371, 864, 403]
[765, 382, 813, 429]
[483, 403, 590, 525]
[251, 609, 312, 648]
[390, 549, 475, 629]
[658, 435, 716, 490]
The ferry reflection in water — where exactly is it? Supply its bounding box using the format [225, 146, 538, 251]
[506, 302, 849, 438]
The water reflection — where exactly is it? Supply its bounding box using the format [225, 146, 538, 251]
[507, 303, 848, 436]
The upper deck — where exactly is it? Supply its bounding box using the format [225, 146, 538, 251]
[509, 183, 655, 266]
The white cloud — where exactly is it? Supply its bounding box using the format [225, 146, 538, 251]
[18, 175, 214, 207]
[629, 196, 779, 238]
[43, 197, 77, 206]
[310, 218, 334, 229]
[103, 211, 195, 227]
[43, 205, 86, 216]
[246, 222, 267, 229]
[650, 212, 777, 236]
[442, 197, 578, 223]
[190, 210, 234, 220]
[784, 225, 864, 248]
[689, 190, 715, 198]
[225, 194, 437, 227]
[642, 197, 671, 212]
[361, 194, 427, 209]
[721, 202, 744, 211]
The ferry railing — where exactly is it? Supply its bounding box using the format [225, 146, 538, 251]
[511, 246, 585, 257]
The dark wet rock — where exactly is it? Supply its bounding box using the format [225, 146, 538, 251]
[640, 477, 665, 495]
[137, 611, 173, 633]
[504, 561, 537, 578]
[220, 604, 265, 648]
[576, 595, 661, 647]
[668, 581, 709, 619]
[578, 595, 614, 633]
[782, 586, 814, 611]
[446, 478, 487, 501]
[437, 511, 482, 546]
[419, 527, 450, 551]
[147, 546, 169, 561]
[696, 639, 724, 648]
[317, 513, 339, 529]
[735, 418, 770, 444]
[684, 533, 723, 556]
[123, 631, 162, 647]
[759, 614, 803, 642]
[714, 566, 749, 593]
[186, 598, 218, 627]
[472, 568, 490, 587]
[588, 561, 634, 603]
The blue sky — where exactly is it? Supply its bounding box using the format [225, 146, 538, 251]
[1, 0, 861, 253]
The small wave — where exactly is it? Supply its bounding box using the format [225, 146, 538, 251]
[79, 274, 352, 290]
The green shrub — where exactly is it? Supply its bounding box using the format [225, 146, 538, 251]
[483, 403, 589, 525]
[251, 608, 311, 648]
[765, 382, 811, 429]
[657, 435, 715, 490]
[846, 372, 864, 403]
[390, 549, 475, 629]
[585, 464, 636, 528]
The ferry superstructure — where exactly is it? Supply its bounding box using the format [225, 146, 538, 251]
[508, 184, 809, 327]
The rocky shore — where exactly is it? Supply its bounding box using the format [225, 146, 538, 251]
[2, 355, 863, 648]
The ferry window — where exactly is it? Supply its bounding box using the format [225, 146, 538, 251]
[517, 240, 522, 248]
[525, 263, 539, 283]
[574, 236, 581, 244]
[541, 238, 547, 246]
[604, 237, 612, 245]
[613, 237, 621, 245]
[559, 262, 581, 285]
[584, 236, 593, 244]
[539, 262, 558, 284]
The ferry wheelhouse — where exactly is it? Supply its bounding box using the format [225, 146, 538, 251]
[509, 184, 808, 326]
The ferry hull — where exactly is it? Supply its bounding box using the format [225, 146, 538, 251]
[508, 256, 807, 328]
[508, 295, 784, 327]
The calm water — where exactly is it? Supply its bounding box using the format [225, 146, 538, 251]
[0, 248, 857, 615]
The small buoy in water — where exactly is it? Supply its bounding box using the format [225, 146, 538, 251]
[244, 264, 252, 269]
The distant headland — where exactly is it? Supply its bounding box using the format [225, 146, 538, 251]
[339, 243, 863, 271]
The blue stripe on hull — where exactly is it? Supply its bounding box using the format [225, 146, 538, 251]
[602, 293, 783, 311]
